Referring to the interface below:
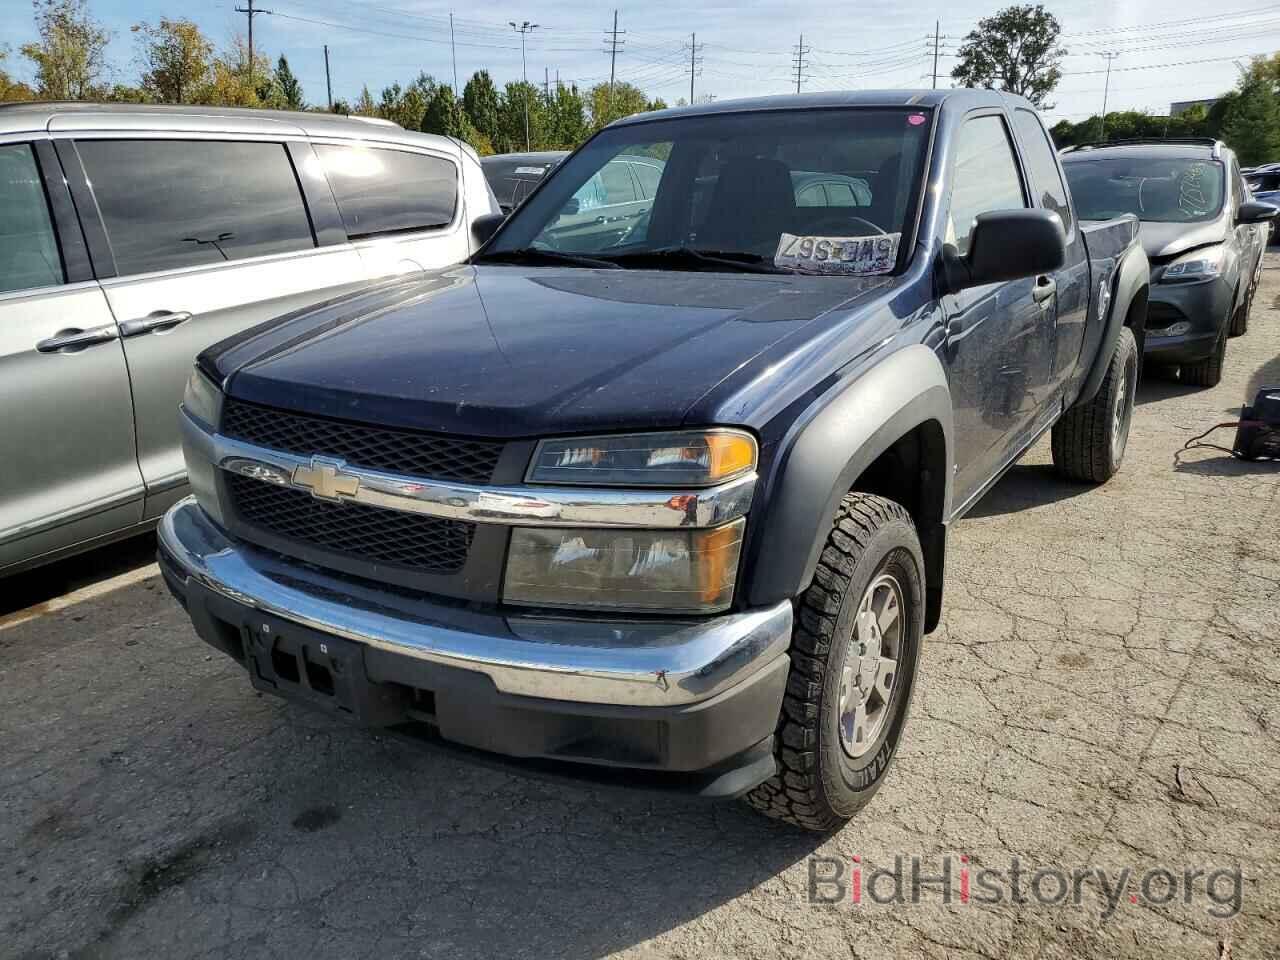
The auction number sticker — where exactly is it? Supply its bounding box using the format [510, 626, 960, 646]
[775, 232, 900, 275]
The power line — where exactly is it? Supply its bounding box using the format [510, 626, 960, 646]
[792, 34, 810, 93]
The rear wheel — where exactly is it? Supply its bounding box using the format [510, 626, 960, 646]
[1182, 326, 1227, 387]
[743, 493, 924, 832]
[1051, 326, 1139, 483]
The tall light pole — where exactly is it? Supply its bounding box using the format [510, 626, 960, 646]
[1099, 52, 1120, 141]
[510, 20, 539, 150]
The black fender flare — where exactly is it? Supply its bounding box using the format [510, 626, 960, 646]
[747, 343, 954, 627]
[1078, 245, 1149, 404]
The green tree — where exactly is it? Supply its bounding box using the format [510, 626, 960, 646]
[353, 85, 376, 116]
[197, 36, 271, 107]
[331, 97, 352, 115]
[274, 55, 304, 109]
[21, 0, 110, 100]
[462, 70, 500, 144]
[545, 83, 588, 148]
[1221, 76, 1280, 166]
[498, 80, 547, 150]
[587, 81, 648, 130]
[132, 18, 212, 104]
[951, 4, 1065, 108]
[377, 77, 433, 129]
[421, 84, 465, 136]
[0, 46, 38, 102]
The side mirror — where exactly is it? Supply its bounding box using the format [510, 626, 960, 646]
[943, 209, 1067, 294]
[1238, 199, 1279, 224]
[560, 197, 581, 217]
[471, 212, 506, 246]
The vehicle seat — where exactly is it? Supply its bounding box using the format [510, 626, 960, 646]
[697, 157, 796, 254]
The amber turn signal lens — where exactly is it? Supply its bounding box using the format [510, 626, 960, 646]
[705, 433, 757, 482]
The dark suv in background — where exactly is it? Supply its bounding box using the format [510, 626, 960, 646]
[1062, 138, 1275, 387]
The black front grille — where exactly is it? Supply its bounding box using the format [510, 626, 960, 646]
[228, 474, 474, 574]
[221, 398, 503, 483]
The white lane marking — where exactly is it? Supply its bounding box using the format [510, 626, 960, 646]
[0, 562, 160, 632]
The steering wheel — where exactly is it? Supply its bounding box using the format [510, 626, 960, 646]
[802, 214, 886, 236]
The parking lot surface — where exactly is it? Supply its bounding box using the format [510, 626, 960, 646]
[4, 265, 1279, 960]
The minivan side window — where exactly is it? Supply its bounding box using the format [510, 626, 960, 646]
[76, 140, 314, 277]
[314, 145, 457, 239]
[0, 144, 64, 294]
[947, 115, 1028, 256]
[1013, 108, 1073, 233]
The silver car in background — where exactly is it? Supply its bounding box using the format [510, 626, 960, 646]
[0, 103, 500, 575]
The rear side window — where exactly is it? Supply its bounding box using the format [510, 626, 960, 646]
[0, 144, 63, 294]
[948, 115, 1027, 256]
[77, 140, 314, 277]
[315, 145, 457, 239]
[598, 159, 639, 204]
[1013, 109, 1073, 233]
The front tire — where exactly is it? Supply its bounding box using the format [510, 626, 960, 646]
[744, 494, 925, 832]
[1228, 286, 1251, 338]
[1181, 325, 1227, 387]
[1051, 326, 1139, 483]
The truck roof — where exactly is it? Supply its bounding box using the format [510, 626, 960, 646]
[609, 88, 1033, 127]
[0, 101, 458, 150]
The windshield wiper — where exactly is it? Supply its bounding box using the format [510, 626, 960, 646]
[602, 247, 787, 274]
[474, 247, 622, 270]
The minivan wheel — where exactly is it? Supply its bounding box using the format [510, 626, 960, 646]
[1051, 326, 1139, 483]
[743, 493, 924, 832]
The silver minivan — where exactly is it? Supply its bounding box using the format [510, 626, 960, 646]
[0, 103, 500, 575]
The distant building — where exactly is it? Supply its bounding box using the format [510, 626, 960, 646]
[1170, 98, 1219, 116]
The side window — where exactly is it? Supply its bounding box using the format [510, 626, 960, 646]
[631, 161, 663, 199]
[572, 173, 608, 211]
[315, 145, 457, 239]
[76, 140, 314, 276]
[825, 181, 859, 207]
[0, 144, 63, 294]
[796, 183, 826, 207]
[948, 115, 1027, 257]
[599, 160, 638, 204]
[1013, 109, 1073, 233]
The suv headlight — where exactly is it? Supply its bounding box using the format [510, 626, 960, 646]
[1160, 245, 1225, 283]
[504, 519, 745, 614]
[182, 367, 222, 428]
[527, 429, 757, 487]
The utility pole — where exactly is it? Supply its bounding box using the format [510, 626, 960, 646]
[927, 20, 942, 89]
[450, 13, 458, 95]
[510, 20, 539, 150]
[604, 10, 625, 111]
[234, 0, 273, 79]
[792, 34, 809, 94]
[687, 32, 703, 104]
[1099, 52, 1120, 141]
[544, 66, 550, 101]
[323, 44, 332, 111]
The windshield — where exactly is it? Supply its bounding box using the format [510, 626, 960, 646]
[482, 155, 566, 209]
[482, 108, 932, 273]
[1063, 158, 1225, 224]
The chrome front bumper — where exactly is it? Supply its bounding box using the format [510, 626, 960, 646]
[157, 497, 793, 708]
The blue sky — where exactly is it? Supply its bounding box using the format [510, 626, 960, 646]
[2, 0, 1276, 125]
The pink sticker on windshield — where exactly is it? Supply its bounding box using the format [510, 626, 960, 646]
[908, 114, 926, 126]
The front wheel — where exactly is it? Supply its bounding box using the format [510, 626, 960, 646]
[744, 493, 925, 832]
[1051, 326, 1139, 483]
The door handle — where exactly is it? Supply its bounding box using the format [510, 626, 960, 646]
[36, 324, 120, 353]
[1032, 276, 1057, 304]
[119, 311, 192, 337]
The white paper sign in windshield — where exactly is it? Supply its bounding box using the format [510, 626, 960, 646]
[774, 232, 901, 275]
[514, 165, 548, 175]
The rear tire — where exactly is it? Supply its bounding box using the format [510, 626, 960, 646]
[743, 494, 924, 832]
[1051, 326, 1139, 483]
[1182, 326, 1227, 387]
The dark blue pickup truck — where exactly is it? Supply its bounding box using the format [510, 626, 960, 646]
[160, 89, 1148, 831]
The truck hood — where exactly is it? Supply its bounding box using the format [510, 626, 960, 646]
[210, 264, 893, 437]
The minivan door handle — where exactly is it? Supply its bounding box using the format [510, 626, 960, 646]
[36, 324, 120, 354]
[1032, 275, 1057, 305]
[119, 311, 192, 337]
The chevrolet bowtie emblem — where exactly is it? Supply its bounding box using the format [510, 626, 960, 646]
[293, 457, 360, 501]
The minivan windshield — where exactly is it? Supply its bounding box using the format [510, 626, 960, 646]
[1063, 157, 1226, 224]
[480, 107, 932, 273]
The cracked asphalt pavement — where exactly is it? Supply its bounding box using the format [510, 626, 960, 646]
[3, 263, 1279, 960]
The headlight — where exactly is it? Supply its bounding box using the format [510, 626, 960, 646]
[527, 429, 757, 487]
[182, 367, 222, 428]
[504, 519, 745, 614]
[1160, 246, 1225, 283]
